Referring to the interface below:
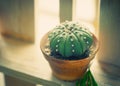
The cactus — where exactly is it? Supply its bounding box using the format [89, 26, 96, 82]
[48, 21, 94, 60]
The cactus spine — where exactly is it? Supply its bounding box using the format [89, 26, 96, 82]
[48, 21, 93, 59]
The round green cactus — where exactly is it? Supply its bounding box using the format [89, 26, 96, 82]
[48, 21, 93, 59]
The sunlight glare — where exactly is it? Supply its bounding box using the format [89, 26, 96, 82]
[76, 0, 96, 22]
[35, 0, 59, 43]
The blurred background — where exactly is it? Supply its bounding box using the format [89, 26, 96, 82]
[0, 0, 120, 86]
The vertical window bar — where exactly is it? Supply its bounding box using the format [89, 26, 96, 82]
[59, 0, 73, 22]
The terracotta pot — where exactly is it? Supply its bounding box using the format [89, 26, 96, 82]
[40, 32, 99, 81]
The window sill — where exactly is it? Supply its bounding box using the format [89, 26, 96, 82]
[0, 36, 120, 86]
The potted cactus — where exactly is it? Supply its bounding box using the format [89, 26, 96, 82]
[40, 21, 99, 81]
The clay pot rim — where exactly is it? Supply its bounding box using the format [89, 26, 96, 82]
[40, 31, 99, 62]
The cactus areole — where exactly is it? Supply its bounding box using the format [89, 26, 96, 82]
[48, 21, 94, 60]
